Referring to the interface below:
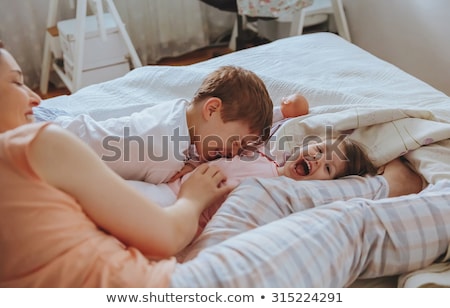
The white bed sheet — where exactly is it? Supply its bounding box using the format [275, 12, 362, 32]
[42, 32, 450, 117]
[42, 33, 450, 183]
[41, 33, 450, 287]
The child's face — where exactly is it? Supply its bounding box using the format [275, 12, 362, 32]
[195, 119, 259, 161]
[0, 49, 41, 132]
[282, 141, 347, 181]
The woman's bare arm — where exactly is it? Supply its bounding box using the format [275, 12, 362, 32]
[28, 124, 232, 258]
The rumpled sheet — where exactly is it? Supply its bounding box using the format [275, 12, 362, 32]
[41, 33, 450, 287]
[272, 105, 450, 185]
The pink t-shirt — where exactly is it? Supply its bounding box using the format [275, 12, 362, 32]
[168, 153, 279, 238]
[0, 123, 176, 287]
[168, 153, 279, 193]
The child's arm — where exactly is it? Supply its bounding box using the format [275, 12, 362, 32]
[380, 157, 424, 197]
[28, 124, 232, 259]
[280, 93, 309, 119]
[273, 93, 309, 123]
[271, 94, 310, 139]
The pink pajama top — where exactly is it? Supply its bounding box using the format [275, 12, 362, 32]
[168, 152, 279, 238]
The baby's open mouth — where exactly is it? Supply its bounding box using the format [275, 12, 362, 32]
[295, 158, 310, 176]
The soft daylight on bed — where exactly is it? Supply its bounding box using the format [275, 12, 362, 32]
[1, 0, 449, 306]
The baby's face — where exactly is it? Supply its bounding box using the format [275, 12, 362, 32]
[281, 141, 348, 181]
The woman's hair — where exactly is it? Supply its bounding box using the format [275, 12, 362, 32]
[340, 138, 378, 177]
[192, 65, 274, 143]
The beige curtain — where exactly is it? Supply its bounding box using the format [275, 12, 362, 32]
[0, 0, 234, 90]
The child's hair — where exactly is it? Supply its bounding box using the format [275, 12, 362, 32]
[192, 65, 273, 143]
[0, 40, 4, 48]
[339, 138, 378, 178]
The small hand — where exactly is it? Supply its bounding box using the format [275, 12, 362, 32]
[280, 93, 309, 118]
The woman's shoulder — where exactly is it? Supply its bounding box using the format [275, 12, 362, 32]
[0, 123, 59, 176]
[29, 121, 82, 141]
[29, 122, 85, 154]
[0, 122, 53, 144]
[0, 122, 76, 158]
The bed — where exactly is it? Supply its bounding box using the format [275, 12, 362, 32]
[40, 32, 450, 287]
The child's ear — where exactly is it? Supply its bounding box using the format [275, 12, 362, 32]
[202, 97, 222, 120]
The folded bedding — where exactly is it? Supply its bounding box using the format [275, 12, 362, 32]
[273, 106, 450, 185]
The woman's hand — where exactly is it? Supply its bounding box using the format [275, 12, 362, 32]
[177, 164, 233, 213]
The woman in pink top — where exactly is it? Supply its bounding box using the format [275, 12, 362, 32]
[0, 42, 426, 288]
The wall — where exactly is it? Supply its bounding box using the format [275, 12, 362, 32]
[343, 0, 450, 95]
